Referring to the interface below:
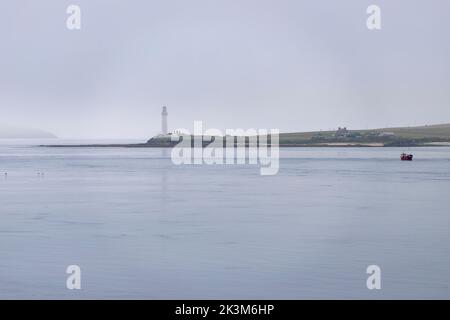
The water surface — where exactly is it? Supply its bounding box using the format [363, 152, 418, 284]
[1, 141, 449, 299]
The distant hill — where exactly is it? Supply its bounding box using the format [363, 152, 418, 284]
[279, 123, 450, 146]
[282, 123, 450, 139]
[45, 123, 450, 148]
[0, 125, 57, 139]
[143, 123, 450, 148]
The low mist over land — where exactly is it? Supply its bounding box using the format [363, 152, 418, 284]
[0, 125, 56, 139]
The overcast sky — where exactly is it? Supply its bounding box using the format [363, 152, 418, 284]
[1, 0, 449, 139]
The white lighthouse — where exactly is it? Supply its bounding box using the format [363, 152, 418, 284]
[161, 106, 168, 135]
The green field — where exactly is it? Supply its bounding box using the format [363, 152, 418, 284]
[278, 123, 450, 146]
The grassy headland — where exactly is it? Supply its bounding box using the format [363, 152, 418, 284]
[277, 123, 450, 147]
[44, 123, 450, 148]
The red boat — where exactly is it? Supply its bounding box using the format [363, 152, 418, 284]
[400, 153, 413, 161]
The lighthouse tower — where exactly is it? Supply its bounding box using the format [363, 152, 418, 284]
[161, 106, 168, 135]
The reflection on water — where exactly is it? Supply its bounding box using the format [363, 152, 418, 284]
[0, 142, 450, 299]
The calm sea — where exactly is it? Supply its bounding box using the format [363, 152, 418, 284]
[1, 140, 449, 299]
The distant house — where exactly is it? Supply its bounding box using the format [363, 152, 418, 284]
[335, 127, 349, 137]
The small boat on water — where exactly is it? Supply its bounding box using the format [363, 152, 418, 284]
[400, 153, 413, 161]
